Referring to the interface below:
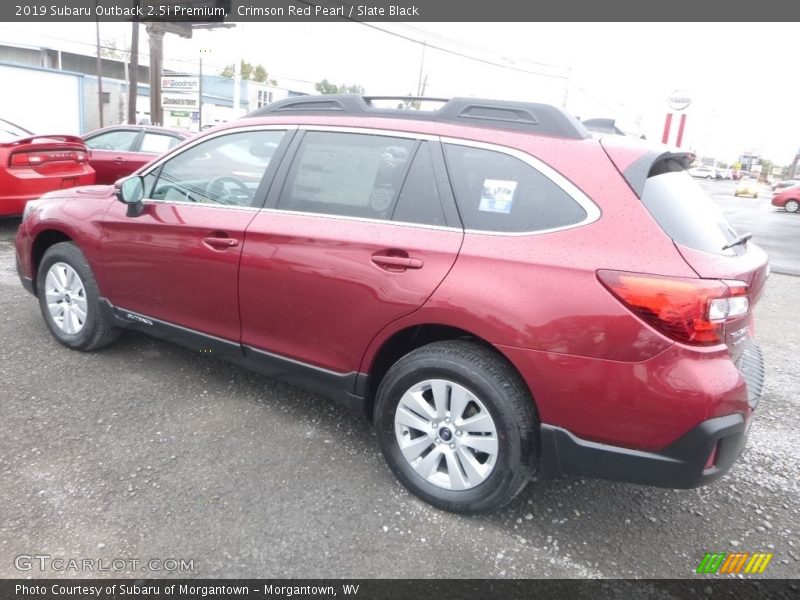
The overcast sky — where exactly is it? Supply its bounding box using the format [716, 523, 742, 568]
[2, 21, 798, 165]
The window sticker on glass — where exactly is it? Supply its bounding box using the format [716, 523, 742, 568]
[293, 143, 381, 206]
[479, 179, 517, 214]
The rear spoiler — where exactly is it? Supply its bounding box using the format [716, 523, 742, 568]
[8, 135, 86, 146]
[619, 149, 695, 198]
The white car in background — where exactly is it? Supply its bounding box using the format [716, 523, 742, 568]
[689, 165, 718, 179]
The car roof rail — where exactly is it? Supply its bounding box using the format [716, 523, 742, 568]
[245, 94, 591, 140]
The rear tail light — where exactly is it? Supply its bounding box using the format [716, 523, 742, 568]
[597, 270, 749, 346]
[9, 149, 88, 167]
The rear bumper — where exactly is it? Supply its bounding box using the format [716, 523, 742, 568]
[538, 340, 765, 488]
[539, 413, 747, 488]
[0, 169, 94, 216]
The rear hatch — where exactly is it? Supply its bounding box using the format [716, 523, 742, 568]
[601, 139, 769, 364]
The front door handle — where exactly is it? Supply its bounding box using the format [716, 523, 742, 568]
[113, 157, 125, 163]
[203, 236, 239, 251]
[371, 252, 423, 271]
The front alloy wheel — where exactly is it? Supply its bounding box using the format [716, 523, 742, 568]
[44, 262, 88, 335]
[785, 199, 799, 213]
[37, 242, 120, 351]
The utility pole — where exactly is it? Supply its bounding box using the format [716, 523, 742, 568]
[562, 67, 571, 110]
[198, 53, 203, 129]
[94, 0, 104, 128]
[416, 42, 426, 97]
[233, 57, 241, 115]
[127, 2, 140, 124]
[147, 23, 165, 126]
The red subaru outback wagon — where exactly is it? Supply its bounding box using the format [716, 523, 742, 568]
[15, 95, 767, 512]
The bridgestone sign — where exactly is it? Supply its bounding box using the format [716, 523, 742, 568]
[162, 93, 200, 110]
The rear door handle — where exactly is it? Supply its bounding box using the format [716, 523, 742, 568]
[371, 253, 423, 270]
[113, 157, 125, 163]
[203, 236, 239, 250]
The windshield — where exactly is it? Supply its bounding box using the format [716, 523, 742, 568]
[641, 160, 743, 256]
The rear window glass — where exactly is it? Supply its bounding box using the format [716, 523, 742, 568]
[0, 119, 32, 142]
[641, 161, 742, 255]
[443, 144, 587, 233]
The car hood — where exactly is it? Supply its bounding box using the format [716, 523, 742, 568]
[39, 184, 114, 201]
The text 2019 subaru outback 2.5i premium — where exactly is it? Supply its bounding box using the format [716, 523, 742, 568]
[15, 95, 767, 513]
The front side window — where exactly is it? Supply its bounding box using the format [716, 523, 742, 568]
[147, 130, 285, 208]
[444, 144, 587, 233]
[277, 131, 416, 220]
[84, 129, 139, 151]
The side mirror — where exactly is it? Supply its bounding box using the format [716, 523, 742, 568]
[115, 176, 145, 217]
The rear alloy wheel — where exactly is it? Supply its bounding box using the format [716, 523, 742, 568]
[784, 199, 799, 213]
[374, 341, 537, 513]
[37, 242, 120, 351]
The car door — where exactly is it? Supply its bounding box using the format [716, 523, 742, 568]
[100, 127, 293, 344]
[238, 130, 464, 377]
[84, 128, 143, 184]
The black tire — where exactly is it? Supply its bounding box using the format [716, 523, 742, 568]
[374, 340, 537, 513]
[785, 199, 800, 213]
[36, 242, 120, 351]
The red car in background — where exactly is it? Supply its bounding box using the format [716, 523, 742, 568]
[771, 185, 800, 213]
[82, 125, 190, 185]
[0, 118, 94, 217]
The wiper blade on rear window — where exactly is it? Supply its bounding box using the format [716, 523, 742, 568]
[722, 232, 753, 251]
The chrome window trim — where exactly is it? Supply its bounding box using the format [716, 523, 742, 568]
[136, 124, 296, 209]
[267, 128, 600, 236]
[296, 124, 439, 142]
[257, 207, 461, 232]
[439, 136, 601, 237]
[133, 122, 600, 235]
[140, 199, 262, 212]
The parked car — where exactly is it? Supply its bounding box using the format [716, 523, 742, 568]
[82, 125, 191, 185]
[771, 185, 800, 213]
[771, 179, 799, 192]
[734, 177, 760, 198]
[15, 95, 768, 513]
[689, 165, 718, 179]
[0, 118, 94, 217]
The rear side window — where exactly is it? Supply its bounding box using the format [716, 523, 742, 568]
[443, 144, 587, 233]
[642, 160, 741, 255]
[278, 131, 415, 220]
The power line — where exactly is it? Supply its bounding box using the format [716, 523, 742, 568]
[355, 21, 568, 81]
